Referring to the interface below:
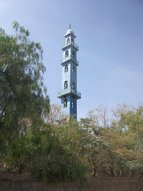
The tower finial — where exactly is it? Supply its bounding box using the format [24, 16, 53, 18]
[69, 23, 71, 29]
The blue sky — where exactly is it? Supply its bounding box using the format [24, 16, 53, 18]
[0, 0, 143, 118]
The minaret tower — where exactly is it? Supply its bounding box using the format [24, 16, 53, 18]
[58, 25, 81, 119]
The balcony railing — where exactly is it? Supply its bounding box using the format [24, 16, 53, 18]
[62, 42, 79, 50]
[61, 56, 78, 65]
[58, 88, 81, 99]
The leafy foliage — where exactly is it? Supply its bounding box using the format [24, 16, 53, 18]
[0, 22, 49, 169]
[1, 23, 143, 182]
[79, 105, 143, 177]
[0, 23, 87, 183]
[0, 22, 49, 133]
[0, 22, 50, 129]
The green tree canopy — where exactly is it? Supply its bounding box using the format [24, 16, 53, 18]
[0, 22, 50, 157]
[0, 22, 49, 132]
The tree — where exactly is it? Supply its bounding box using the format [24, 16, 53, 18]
[0, 23, 88, 182]
[110, 105, 143, 176]
[47, 104, 68, 125]
[87, 105, 110, 128]
[79, 117, 111, 177]
[55, 119, 88, 182]
[79, 105, 143, 177]
[0, 22, 50, 163]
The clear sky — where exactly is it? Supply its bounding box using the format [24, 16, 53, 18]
[0, 0, 143, 118]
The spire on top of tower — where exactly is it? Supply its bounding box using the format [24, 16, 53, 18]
[65, 24, 76, 37]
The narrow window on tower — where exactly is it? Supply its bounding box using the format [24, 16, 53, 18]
[71, 82, 75, 90]
[71, 65, 75, 73]
[67, 38, 70, 45]
[64, 98, 67, 108]
[65, 65, 68, 72]
[65, 50, 69, 57]
[72, 99, 74, 108]
[71, 38, 74, 44]
[72, 50, 75, 58]
[64, 81, 68, 89]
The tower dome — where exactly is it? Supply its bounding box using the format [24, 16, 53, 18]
[65, 28, 74, 35]
[64, 24, 76, 38]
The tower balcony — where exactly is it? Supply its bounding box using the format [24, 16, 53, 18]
[62, 42, 79, 50]
[58, 88, 81, 99]
[61, 56, 79, 65]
